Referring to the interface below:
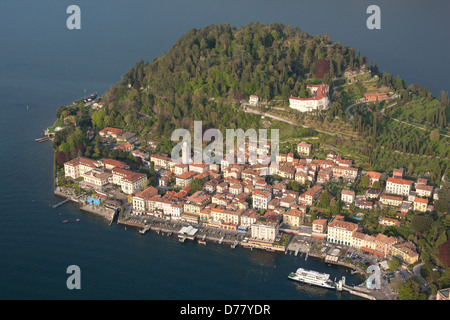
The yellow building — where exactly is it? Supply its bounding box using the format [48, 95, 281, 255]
[390, 241, 419, 265]
[282, 209, 303, 228]
[413, 197, 428, 212]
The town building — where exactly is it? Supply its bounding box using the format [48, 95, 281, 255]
[282, 209, 304, 228]
[98, 127, 124, 139]
[312, 219, 328, 239]
[252, 189, 272, 210]
[297, 141, 312, 156]
[298, 185, 322, 206]
[415, 183, 433, 198]
[379, 217, 401, 227]
[380, 194, 403, 207]
[390, 241, 419, 264]
[385, 177, 413, 196]
[437, 288, 450, 301]
[341, 190, 355, 204]
[131, 150, 149, 161]
[64, 157, 102, 179]
[250, 211, 282, 243]
[175, 171, 197, 188]
[366, 171, 382, 187]
[132, 186, 159, 214]
[327, 216, 358, 246]
[289, 84, 330, 112]
[413, 197, 428, 212]
[249, 95, 259, 105]
[364, 92, 388, 101]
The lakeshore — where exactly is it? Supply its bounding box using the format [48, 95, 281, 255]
[117, 214, 381, 300]
[53, 186, 389, 301]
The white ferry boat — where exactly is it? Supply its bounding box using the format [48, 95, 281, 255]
[288, 268, 336, 289]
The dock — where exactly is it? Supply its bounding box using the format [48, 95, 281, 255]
[139, 226, 151, 234]
[35, 136, 51, 143]
[52, 198, 71, 208]
[178, 225, 198, 242]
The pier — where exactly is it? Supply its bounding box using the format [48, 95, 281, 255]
[178, 226, 198, 242]
[139, 226, 151, 234]
[35, 136, 51, 143]
[52, 198, 71, 208]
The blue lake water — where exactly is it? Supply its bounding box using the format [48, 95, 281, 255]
[0, 0, 448, 299]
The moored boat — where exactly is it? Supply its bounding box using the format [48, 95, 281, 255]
[288, 268, 336, 289]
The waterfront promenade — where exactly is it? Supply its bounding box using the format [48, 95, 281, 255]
[52, 185, 396, 300]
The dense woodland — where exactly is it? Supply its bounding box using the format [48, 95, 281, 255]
[100, 23, 365, 136]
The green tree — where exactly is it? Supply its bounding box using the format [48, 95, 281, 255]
[360, 175, 370, 189]
[189, 178, 204, 195]
[398, 280, 419, 300]
[411, 215, 433, 234]
[91, 109, 106, 129]
[430, 129, 440, 142]
[387, 258, 399, 271]
[318, 190, 331, 208]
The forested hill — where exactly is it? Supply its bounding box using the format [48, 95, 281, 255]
[100, 23, 364, 136]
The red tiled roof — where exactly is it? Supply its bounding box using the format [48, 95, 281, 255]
[387, 177, 413, 185]
[99, 127, 124, 135]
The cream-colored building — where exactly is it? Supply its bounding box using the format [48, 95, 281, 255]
[175, 171, 197, 188]
[64, 157, 101, 179]
[413, 197, 428, 212]
[298, 185, 322, 206]
[352, 232, 376, 251]
[380, 195, 403, 207]
[120, 172, 147, 195]
[415, 184, 433, 198]
[150, 154, 172, 169]
[132, 186, 159, 214]
[327, 216, 358, 246]
[297, 141, 312, 156]
[386, 177, 413, 196]
[282, 209, 303, 228]
[82, 169, 111, 189]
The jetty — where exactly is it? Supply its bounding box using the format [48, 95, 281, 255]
[139, 226, 151, 235]
[178, 225, 198, 242]
[52, 198, 71, 208]
[35, 136, 51, 143]
[335, 276, 376, 300]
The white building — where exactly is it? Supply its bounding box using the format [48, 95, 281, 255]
[386, 177, 413, 196]
[250, 212, 282, 242]
[252, 189, 272, 210]
[289, 84, 330, 113]
[249, 95, 259, 105]
[341, 190, 355, 204]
